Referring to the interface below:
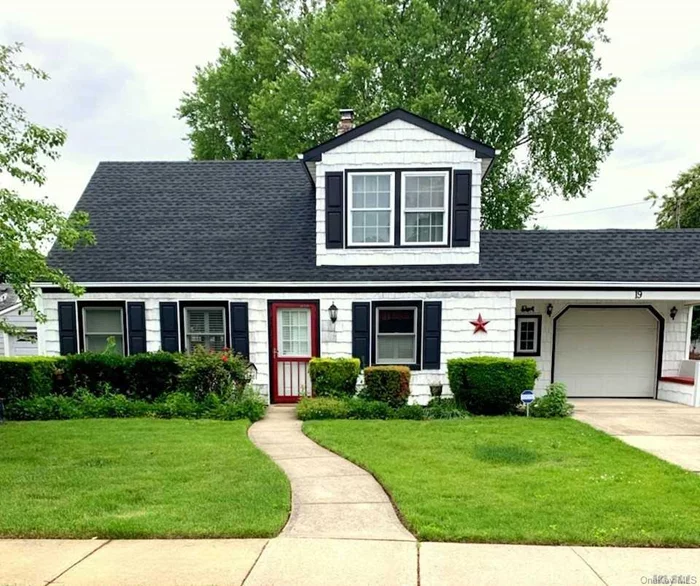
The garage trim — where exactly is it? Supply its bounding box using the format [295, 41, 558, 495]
[551, 305, 665, 399]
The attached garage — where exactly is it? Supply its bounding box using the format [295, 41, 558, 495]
[553, 306, 661, 398]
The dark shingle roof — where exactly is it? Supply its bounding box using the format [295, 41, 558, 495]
[47, 161, 700, 285]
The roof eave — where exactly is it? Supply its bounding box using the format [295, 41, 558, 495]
[301, 108, 497, 162]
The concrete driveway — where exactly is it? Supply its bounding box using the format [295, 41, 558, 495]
[572, 399, 700, 472]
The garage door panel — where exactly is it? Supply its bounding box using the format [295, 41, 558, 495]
[554, 308, 658, 398]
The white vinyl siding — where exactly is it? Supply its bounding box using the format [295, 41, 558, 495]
[83, 307, 125, 355]
[375, 306, 417, 364]
[185, 307, 226, 352]
[401, 171, 448, 245]
[348, 172, 394, 246]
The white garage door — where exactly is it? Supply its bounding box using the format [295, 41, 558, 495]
[554, 308, 659, 398]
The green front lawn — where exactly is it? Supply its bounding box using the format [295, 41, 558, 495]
[0, 419, 290, 538]
[304, 418, 700, 546]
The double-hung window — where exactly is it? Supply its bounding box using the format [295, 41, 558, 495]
[348, 172, 394, 245]
[402, 171, 449, 245]
[375, 306, 417, 364]
[515, 316, 541, 356]
[185, 307, 226, 352]
[83, 307, 125, 355]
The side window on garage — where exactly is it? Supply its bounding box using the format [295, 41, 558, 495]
[515, 316, 541, 356]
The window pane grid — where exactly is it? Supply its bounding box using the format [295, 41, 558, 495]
[349, 173, 392, 245]
[517, 318, 538, 354]
[403, 173, 447, 244]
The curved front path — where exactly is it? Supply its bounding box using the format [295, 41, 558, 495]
[248, 405, 415, 542]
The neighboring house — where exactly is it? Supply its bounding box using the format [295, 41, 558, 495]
[0, 288, 38, 357]
[39, 108, 700, 407]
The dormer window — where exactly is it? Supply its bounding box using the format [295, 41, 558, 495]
[402, 171, 449, 245]
[348, 172, 394, 246]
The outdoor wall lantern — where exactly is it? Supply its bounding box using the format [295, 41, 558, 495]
[546, 303, 554, 317]
[670, 306, 678, 320]
[328, 302, 338, 324]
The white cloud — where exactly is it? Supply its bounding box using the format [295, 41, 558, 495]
[2, 0, 700, 228]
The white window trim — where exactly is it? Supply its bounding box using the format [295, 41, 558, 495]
[82, 306, 125, 354]
[184, 306, 227, 353]
[375, 306, 418, 365]
[400, 170, 449, 246]
[347, 171, 395, 247]
[515, 316, 540, 355]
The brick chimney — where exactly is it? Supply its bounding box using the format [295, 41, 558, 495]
[337, 109, 355, 135]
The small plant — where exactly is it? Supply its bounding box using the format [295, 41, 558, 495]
[309, 357, 361, 398]
[530, 382, 574, 418]
[361, 366, 411, 407]
[428, 379, 443, 398]
[425, 397, 469, 420]
[347, 397, 391, 419]
[391, 404, 425, 420]
[297, 397, 350, 420]
[177, 347, 251, 400]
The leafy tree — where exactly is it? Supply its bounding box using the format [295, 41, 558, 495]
[0, 43, 94, 334]
[179, 0, 621, 228]
[648, 163, 700, 229]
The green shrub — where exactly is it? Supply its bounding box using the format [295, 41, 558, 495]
[530, 382, 574, 418]
[177, 348, 251, 400]
[126, 352, 181, 400]
[361, 366, 411, 407]
[74, 390, 151, 418]
[447, 356, 539, 415]
[392, 404, 425, 420]
[309, 357, 361, 398]
[0, 357, 61, 401]
[425, 397, 469, 420]
[60, 353, 129, 395]
[6, 394, 82, 420]
[347, 397, 392, 419]
[153, 392, 203, 419]
[203, 388, 267, 422]
[297, 396, 350, 420]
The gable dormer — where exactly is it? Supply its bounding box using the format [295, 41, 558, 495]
[302, 109, 496, 267]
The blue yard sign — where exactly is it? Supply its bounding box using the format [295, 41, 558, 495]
[521, 390, 535, 417]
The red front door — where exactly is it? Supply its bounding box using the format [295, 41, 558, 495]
[270, 302, 319, 403]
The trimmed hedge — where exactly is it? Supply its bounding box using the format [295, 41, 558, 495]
[361, 366, 411, 407]
[297, 396, 424, 421]
[0, 350, 251, 404]
[309, 357, 361, 398]
[447, 356, 539, 415]
[0, 357, 61, 402]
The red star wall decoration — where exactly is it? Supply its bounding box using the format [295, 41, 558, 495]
[470, 313, 489, 334]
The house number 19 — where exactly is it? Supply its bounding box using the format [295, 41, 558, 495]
[635, 290, 643, 299]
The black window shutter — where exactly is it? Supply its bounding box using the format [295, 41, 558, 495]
[325, 172, 344, 248]
[351, 302, 371, 368]
[127, 302, 146, 355]
[422, 301, 442, 370]
[452, 170, 472, 247]
[58, 301, 78, 355]
[230, 302, 250, 360]
[159, 302, 179, 352]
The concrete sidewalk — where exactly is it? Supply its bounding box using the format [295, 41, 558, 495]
[2, 537, 699, 586]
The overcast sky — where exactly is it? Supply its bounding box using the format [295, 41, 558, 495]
[2, 0, 700, 229]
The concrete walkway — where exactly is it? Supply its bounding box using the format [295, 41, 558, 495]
[247, 405, 414, 541]
[572, 398, 700, 472]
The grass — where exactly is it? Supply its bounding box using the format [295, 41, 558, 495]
[0, 419, 290, 538]
[303, 418, 700, 546]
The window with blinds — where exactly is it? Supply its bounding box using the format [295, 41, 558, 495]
[83, 307, 125, 355]
[185, 307, 226, 352]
